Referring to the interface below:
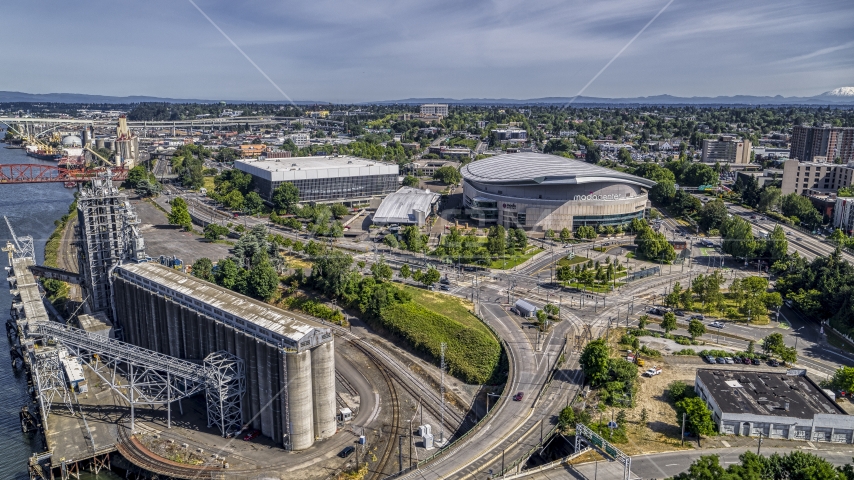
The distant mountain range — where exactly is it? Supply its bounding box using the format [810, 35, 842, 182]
[0, 88, 853, 106]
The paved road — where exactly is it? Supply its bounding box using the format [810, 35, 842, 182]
[401, 302, 580, 479]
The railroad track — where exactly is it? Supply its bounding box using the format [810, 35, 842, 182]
[359, 344, 401, 480]
[116, 423, 224, 480]
[344, 335, 465, 430]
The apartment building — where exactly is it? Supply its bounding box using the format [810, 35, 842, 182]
[701, 136, 751, 164]
[781, 158, 854, 195]
[790, 125, 854, 163]
[420, 104, 449, 116]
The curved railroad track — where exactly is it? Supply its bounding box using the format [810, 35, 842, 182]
[116, 424, 224, 479]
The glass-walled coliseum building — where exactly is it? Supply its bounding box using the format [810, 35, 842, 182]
[461, 153, 656, 231]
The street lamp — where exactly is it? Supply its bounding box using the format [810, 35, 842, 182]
[792, 326, 805, 351]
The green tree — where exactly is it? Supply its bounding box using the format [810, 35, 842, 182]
[402, 175, 419, 187]
[758, 186, 782, 212]
[192, 258, 215, 282]
[370, 259, 393, 282]
[762, 332, 785, 355]
[558, 405, 576, 430]
[830, 366, 854, 394]
[247, 255, 279, 300]
[204, 223, 230, 241]
[167, 197, 192, 230]
[688, 318, 706, 340]
[545, 229, 555, 240]
[223, 189, 245, 211]
[401, 225, 424, 252]
[580, 338, 610, 386]
[766, 224, 789, 260]
[330, 203, 349, 219]
[272, 182, 300, 213]
[399, 263, 411, 280]
[781, 193, 822, 229]
[698, 199, 728, 232]
[672, 455, 726, 480]
[559, 227, 572, 243]
[421, 267, 441, 286]
[720, 215, 757, 259]
[661, 311, 677, 334]
[433, 165, 462, 185]
[649, 180, 676, 204]
[675, 396, 716, 440]
[486, 225, 506, 258]
[383, 234, 399, 249]
[638, 314, 650, 330]
[214, 258, 240, 290]
[244, 191, 264, 214]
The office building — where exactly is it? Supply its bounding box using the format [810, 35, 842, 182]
[701, 136, 751, 164]
[420, 104, 448, 116]
[491, 128, 528, 143]
[790, 125, 854, 163]
[235, 156, 399, 204]
[695, 369, 854, 443]
[461, 152, 654, 231]
[781, 158, 854, 195]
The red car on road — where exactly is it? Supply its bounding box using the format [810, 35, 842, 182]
[513, 392, 524, 401]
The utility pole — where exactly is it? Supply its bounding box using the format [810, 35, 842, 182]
[681, 413, 686, 446]
[757, 431, 763, 455]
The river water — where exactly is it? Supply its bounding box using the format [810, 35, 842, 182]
[0, 144, 119, 479]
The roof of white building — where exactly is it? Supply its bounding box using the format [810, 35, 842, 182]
[236, 155, 399, 182]
[373, 187, 440, 224]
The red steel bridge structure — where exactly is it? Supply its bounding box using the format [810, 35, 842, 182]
[0, 164, 128, 184]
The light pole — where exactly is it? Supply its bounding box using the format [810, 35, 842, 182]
[792, 326, 805, 351]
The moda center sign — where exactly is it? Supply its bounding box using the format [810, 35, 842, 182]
[573, 193, 624, 201]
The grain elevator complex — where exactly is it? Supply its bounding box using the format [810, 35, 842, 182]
[113, 262, 336, 450]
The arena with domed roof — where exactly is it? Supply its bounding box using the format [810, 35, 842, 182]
[460, 152, 656, 231]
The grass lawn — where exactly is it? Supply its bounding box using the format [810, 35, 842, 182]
[489, 247, 544, 269]
[202, 176, 215, 192]
[400, 285, 494, 339]
[557, 256, 588, 267]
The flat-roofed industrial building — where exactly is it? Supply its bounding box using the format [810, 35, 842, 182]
[235, 155, 399, 204]
[695, 368, 854, 443]
[113, 262, 336, 450]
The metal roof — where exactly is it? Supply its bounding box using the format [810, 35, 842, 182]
[461, 152, 655, 187]
[697, 369, 845, 419]
[117, 263, 326, 344]
[373, 187, 440, 224]
[236, 155, 399, 182]
[514, 299, 538, 313]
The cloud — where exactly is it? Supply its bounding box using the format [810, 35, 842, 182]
[0, 0, 852, 101]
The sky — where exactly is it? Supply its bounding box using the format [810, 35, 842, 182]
[1, 0, 852, 103]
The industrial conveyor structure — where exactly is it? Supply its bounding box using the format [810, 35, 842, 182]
[27, 321, 246, 437]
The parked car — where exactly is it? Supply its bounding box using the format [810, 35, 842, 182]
[644, 366, 663, 377]
[439, 277, 450, 285]
[710, 321, 724, 329]
[439, 284, 450, 291]
[705, 355, 717, 364]
[339, 446, 355, 458]
[513, 392, 524, 401]
[716, 357, 726, 364]
[751, 358, 761, 365]
[725, 357, 735, 364]
[675, 310, 685, 317]
[770, 359, 780, 367]
[690, 314, 705, 321]
[243, 430, 260, 441]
